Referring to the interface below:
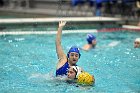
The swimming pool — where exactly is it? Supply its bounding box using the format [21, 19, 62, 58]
[0, 30, 140, 93]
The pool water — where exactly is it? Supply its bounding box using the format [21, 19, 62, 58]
[0, 30, 140, 93]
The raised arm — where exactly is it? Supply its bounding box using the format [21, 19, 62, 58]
[55, 21, 67, 69]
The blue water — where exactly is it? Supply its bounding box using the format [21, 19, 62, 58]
[0, 31, 140, 93]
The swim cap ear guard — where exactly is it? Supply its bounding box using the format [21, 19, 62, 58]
[86, 33, 96, 44]
[71, 66, 83, 78]
[67, 46, 81, 58]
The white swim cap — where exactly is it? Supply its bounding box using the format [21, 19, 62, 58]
[135, 38, 140, 42]
[71, 66, 83, 78]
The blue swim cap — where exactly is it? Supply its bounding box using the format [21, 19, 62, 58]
[67, 46, 81, 58]
[86, 33, 96, 44]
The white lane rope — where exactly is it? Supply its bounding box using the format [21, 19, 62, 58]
[0, 29, 97, 35]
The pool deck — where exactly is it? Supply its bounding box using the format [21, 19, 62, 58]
[122, 25, 140, 30]
[0, 17, 121, 24]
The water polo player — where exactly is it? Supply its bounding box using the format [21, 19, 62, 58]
[134, 38, 140, 48]
[55, 21, 81, 76]
[67, 66, 95, 86]
[82, 33, 97, 50]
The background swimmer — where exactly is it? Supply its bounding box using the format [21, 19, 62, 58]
[134, 38, 140, 48]
[82, 33, 97, 51]
[82, 33, 120, 51]
[55, 21, 81, 76]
